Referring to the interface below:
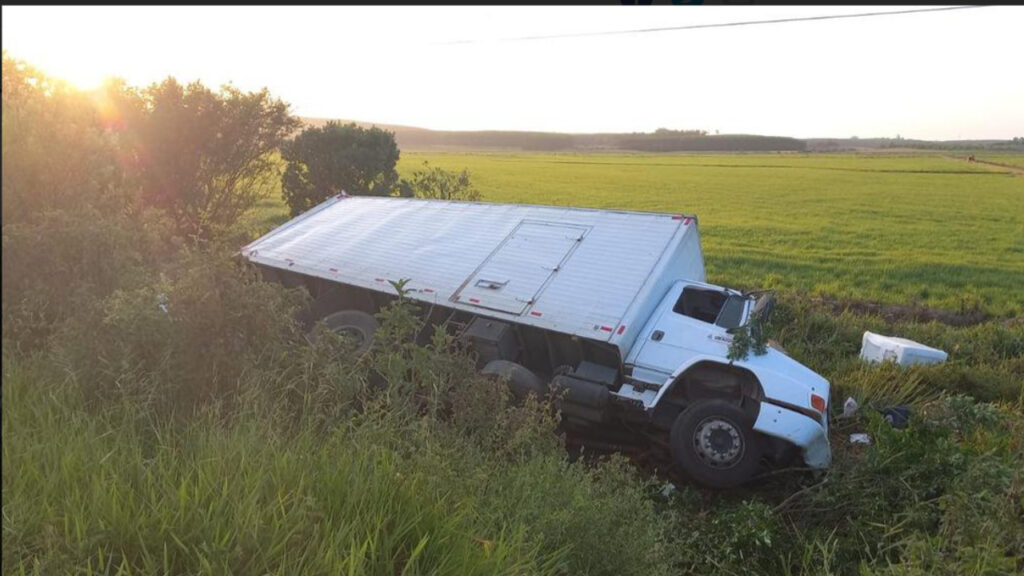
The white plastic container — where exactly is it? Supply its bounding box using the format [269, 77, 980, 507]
[859, 331, 948, 367]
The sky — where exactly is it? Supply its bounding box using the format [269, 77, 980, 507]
[3, 5, 1022, 140]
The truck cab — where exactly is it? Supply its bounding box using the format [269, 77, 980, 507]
[609, 280, 831, 487]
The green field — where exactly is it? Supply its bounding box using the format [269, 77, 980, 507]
[373, 152, 1024, 317]
[978, 154, 1024, 170]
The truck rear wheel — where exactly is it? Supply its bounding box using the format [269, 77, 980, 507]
[481, 360, 547, 402]
[312, 310, 379, 356]
[670, 399, 762, 489]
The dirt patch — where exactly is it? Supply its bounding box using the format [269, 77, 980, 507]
[809, 294, 990, 327]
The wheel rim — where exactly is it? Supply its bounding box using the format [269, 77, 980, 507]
[692, 416, 745, 469]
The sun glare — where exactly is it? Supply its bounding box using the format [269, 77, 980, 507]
[35, 54, 111, 91]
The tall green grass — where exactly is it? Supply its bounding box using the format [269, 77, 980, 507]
[1, 365, 545, 575]
[3, 270, 677, 575]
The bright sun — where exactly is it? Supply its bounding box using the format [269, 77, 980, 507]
[32, 52, 112, 91]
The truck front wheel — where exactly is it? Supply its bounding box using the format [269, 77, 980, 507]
[670, 399, 762, 488]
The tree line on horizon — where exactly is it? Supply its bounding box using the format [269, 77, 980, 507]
[324, 123, 810, 152]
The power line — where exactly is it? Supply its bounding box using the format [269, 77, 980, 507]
[440, 5, 987, 45]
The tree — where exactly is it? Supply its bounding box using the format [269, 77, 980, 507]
[399, 161, 480, 201]
[115, 78, 299, 240]
[281, 122, 400, 216]
[2, 54, 128, 227]
[1, 56, 171, 348]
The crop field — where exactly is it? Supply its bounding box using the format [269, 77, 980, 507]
[386, 152, 1024, 318]
[978, 154, 1024, 170]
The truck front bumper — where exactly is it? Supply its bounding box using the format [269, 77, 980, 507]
[753, 402, 831, 469]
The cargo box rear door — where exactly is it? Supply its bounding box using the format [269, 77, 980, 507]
[453, 221, 588, 315]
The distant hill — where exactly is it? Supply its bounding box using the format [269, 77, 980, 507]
[301, 118, 1023, 153]
[300, 118, 806, 152]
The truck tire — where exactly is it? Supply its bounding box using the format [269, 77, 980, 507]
[313, 310, 379, 356]
[670, 399, 762, 489]
[481, 360, 547, 401]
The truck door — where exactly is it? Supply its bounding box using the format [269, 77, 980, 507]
[630, 282, 749, 380]
[453, 221, 588, 315]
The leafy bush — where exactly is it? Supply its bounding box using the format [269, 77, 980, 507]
[2, 56, 129, 228]
[399, 161, 481, 201]
[1, 206, 172, 352]
[111, 78, 300, 240]
[281, 121, 400, 215]
[50, 251, 307, 413]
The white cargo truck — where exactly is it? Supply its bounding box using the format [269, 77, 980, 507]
[243, 196, 831, 487]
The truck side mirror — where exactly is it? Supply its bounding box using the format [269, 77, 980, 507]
[752, 292, 776, 324]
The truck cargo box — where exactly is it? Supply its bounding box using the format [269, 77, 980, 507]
[242, 196, 705, 356]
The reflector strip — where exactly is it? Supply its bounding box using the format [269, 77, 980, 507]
[682, 217, 692, 226]
[616, 325, 626, 335]
[600, 326, 613, 332]
[530, 311, 543, 317]
[469, 298, 480, 303]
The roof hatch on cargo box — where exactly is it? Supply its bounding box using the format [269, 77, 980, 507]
[452, 220, 589, 315]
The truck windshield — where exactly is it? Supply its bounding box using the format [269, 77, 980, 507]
[714, 294, 747, 329]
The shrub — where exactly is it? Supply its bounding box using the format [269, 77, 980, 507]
[281, 122, 400, 215]
[113, 78, 300, 240]
[399, 161, 482, 201]
[50, 251, 307, 413]
[1, 206, 172, 352]
[2, 56, 129, 228]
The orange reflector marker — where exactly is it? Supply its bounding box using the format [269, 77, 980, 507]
[811, 394, 827, 414]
